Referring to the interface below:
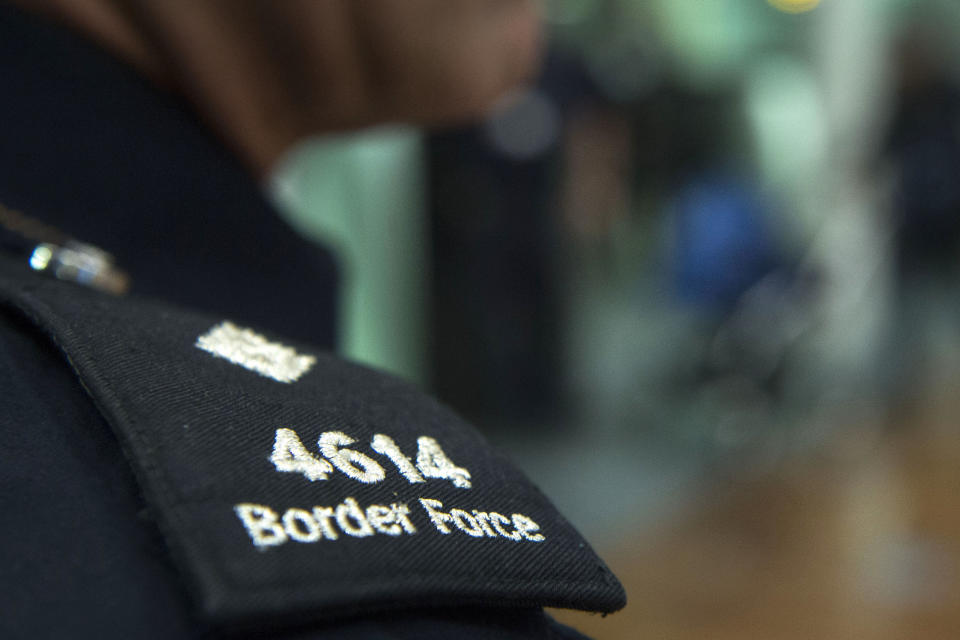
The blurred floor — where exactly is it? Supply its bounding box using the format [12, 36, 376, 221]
[530, 384, 960, 639]
[491, 428, 701, 549]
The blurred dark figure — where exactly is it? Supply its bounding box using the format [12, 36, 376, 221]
[671, 169, 780, 314]
[428, 51, 600, 426]
[884, 24, 960, 280]
[661, 88, 784, 320]
[882, 21, 960, 390]
[653, 89, 817, 461]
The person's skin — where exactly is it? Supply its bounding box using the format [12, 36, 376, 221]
[15, 0, 543, 176]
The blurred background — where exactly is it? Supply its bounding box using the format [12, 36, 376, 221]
[271, 1, 960, 637]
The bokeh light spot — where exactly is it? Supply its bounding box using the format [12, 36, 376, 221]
[485, 88, 560, 160]
[767, 0, 821, 13]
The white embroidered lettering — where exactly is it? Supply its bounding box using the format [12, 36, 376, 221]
[511, 514, 545, 542]
[335, 497, 375, 537]
[318, 431, 386, 484]
[371, 434, 425, 484]
[282, 508, 322, 542]
[416, 436, 472, 489]
[390, 503, 417, 534]
[449, 509, 485, 537]
[489, 512, 521, 541]
[233, 498, 539, 548]
[270, 428, 333, 481]
[419, 498, 453, 534]
[266, 428, 471, 489]
[311, 506, 339, 540]
[195, 322, 316, 383]
[235, 503, 288, 548]
[366, 505, 402, 535]
[416, 500, 542, 542]
[472, 510, 498, 537]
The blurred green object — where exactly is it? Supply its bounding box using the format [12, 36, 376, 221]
[269, 128, 428, 385]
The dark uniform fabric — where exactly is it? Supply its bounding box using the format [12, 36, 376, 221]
[0, 4, 623, 638]
[0, 3, 339, 347]
[0, 259, 623, 637]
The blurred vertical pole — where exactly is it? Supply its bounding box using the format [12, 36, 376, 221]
[268, 128, 428, 385]
[803, 0, 893, 405]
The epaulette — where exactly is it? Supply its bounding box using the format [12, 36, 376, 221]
[0, 261, 625, 630]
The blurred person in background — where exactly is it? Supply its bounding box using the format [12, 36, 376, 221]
[0, 1, 626, 638]
[882, 19, 960, 397]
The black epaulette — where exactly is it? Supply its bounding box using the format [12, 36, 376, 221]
[0, 261, 625, 630]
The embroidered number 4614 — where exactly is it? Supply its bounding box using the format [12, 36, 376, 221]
[270, 428, 471, 489]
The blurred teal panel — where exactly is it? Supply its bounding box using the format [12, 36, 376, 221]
[652, 0, 767, 84]
[269, 128, 427, 384]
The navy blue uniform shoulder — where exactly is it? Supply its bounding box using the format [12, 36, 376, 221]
[0, 3, 339, 347]
[0, 5, 623, 637]
[0, 260, 621, 638]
